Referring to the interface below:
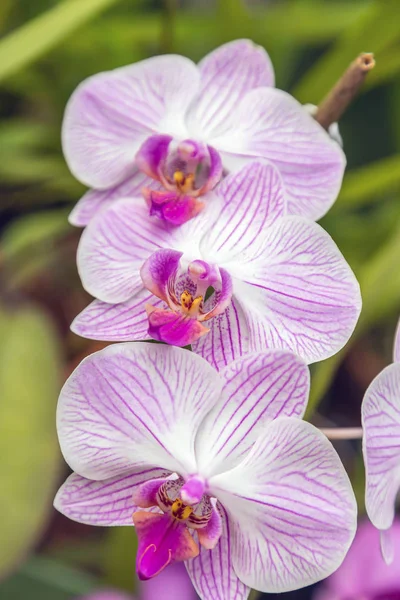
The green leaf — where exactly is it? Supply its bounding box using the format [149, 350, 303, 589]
[0, 306, 63, 578]
[0, 556, 97, 599]
[293, 0, 400, 103]
[0, 0, 124, 83]
[331, 155, 400, 213]
[103, 527, 138, 593]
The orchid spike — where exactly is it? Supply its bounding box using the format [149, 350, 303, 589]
[55, 343, 356, 599]
[72, 161, 361, 370]
[362, 316, 400, 564]
[63, 39, 345, 226]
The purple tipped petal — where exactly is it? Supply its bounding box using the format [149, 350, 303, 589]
[133, 511, 198, 580]
[362, 363, 400, 531]
[54, 469, 168, 525]
[150, 194, 205, 225]
[192, 298, 251, 371]
[187, 39, 274, 141]
[210, 418, 357, 593]
[201, 161, 285, 264]
[197, 499, 222, 550]
[237, 216, 361, 364]
[211, 87, 346, 221]
[68, 171, 156, 227]
[71, 290, 164, 342]
[185, 506, 250, 600]
[77, 197, 182, 303]
[62, 56, 199, 189]
[136, 134, 173, 179]
[146, 306, 209, 346]
[195, 350, 309, 476]
[141, 249, 182, 301]
[394, 317, 400, 363]
[57, 343, 223, 480]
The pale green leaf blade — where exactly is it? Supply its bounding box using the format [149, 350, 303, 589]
[0, 307, 62, 578]
[0, 0, 123, 83]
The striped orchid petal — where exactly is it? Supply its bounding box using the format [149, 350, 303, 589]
[57, 343, 222, 480]
[54, 469, 168, 526]
[209, 418, 356, 593]
[195, 350, 309, 476]
[394, 317, 400, 363]
[362, 363, 400, 537]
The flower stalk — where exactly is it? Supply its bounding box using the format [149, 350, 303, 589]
[319, 427, 363, 440]
[314, 52, 375, 130]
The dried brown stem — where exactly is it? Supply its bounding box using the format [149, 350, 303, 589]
[314, 53, 375, 130]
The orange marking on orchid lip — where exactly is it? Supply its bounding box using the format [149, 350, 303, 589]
[188, 295, 203, 316]
[180, 290, 193, 310]
[181, 173, 195, 193]
[171, 498, 193, 521]
[173, 170, 185, 185]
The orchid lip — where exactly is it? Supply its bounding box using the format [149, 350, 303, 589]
[136, 135, 223, 224]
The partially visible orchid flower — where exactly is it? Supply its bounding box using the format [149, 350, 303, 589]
[55, 343, 357, 600]
[63, 39, 345, 226]
[315, 520, 400, 600]
[362, 317, 400, 564]
[71, 161, 361, 370]
[79, 563, 196, 600]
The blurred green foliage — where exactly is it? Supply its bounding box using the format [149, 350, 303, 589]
[0, 307, 62, 579]
[1, 0, 400, 595]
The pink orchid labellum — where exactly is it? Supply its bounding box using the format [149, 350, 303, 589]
[63, 40, 345, 226]
[55, 343, 357, 600]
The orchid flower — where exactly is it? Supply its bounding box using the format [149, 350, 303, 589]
[55, 343, 357, 599]
[71, 161, 361, 371]
[63, 39, 345, 226]
[315, 520, 400, 600]
[362, 317, 400, 565]
[79, 563, 196, 600]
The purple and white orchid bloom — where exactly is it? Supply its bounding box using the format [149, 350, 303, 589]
[55, 343, 357, 599]
[71, 161, 361, 370]
[315, 520, 400, 600]
[63, 39, 345, 227]
[362, 317, 400, 565]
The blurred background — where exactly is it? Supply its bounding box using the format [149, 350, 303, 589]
[1, 0, 400, 598]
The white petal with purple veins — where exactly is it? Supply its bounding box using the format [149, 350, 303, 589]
[54, 469, 168, 525]
[71, 290, 164, 341]
[57, 343, 222, 480]
[210, 418, 357, 593]
[233, 216, 361, 364]
[394, 317, 400, 363]
[77, 196, 212, 304]
[191, 298, 251, 371]
[185, 505, 250, 600]
[209, 87, 346, 221]
[362, 363, 400, 531]
[62, 56, 199, 189]
[69, 171, 158, 227]
[187, 39, 274, 141]
[201, 162, 285, 266]
[195, 351, 309, 476]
